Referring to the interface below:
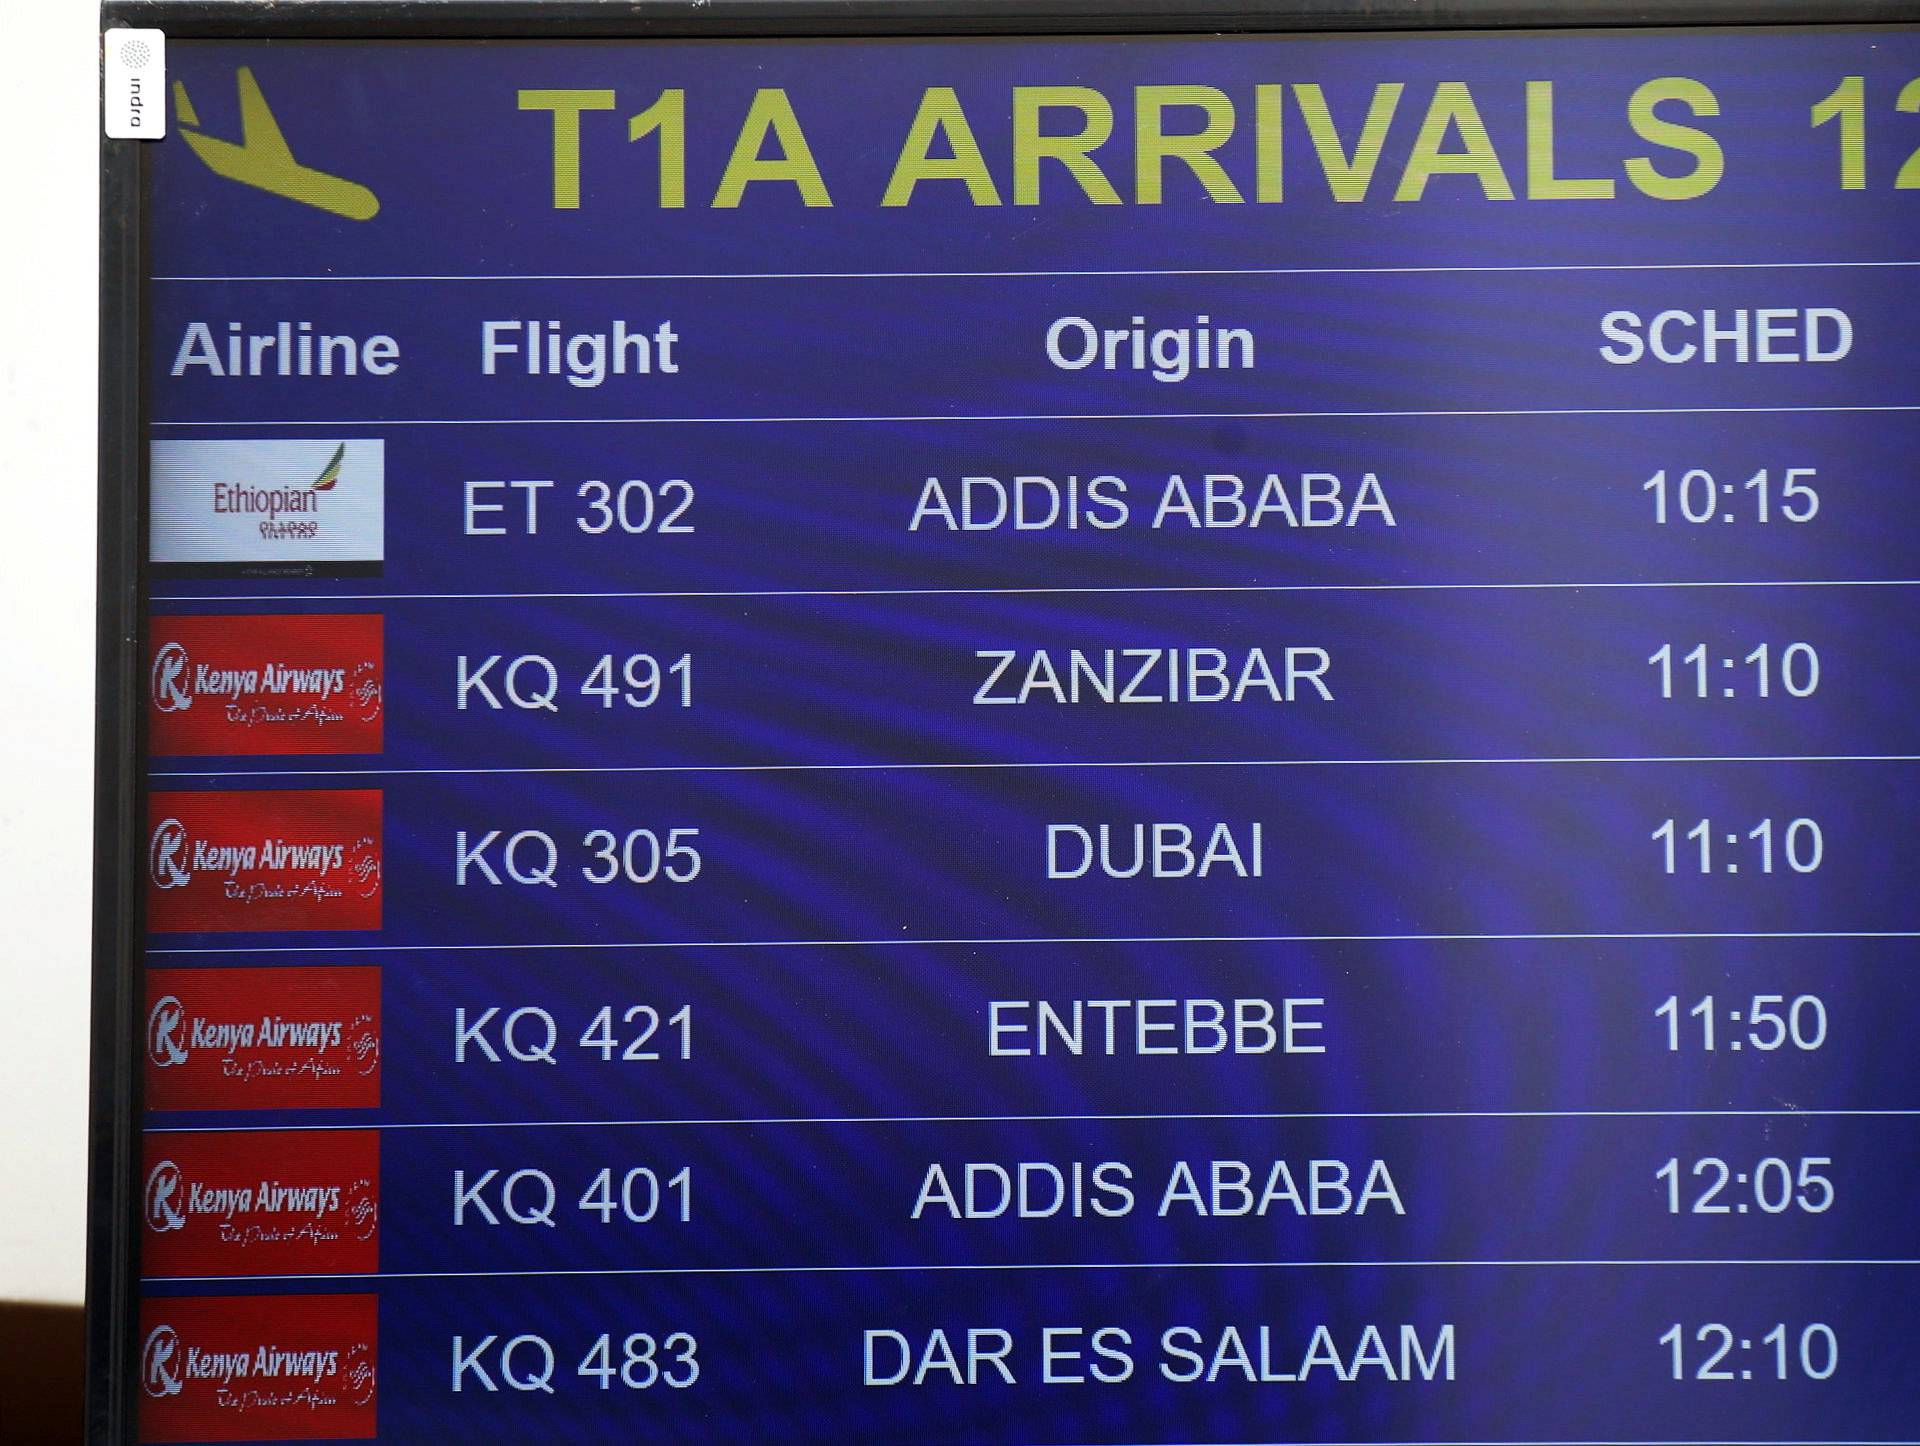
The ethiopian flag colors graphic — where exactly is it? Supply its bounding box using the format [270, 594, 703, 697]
[310, 442, 345, 491]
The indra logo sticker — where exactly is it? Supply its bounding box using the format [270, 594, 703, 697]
[145, 968, 382, 1111]
[149, 615, 385, 756]
[150, 439, 384, 577]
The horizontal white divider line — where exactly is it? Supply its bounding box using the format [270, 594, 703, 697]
[148, 404, 1920, 427]
[147, 578, 1920, 604]
[139, 1259, 1920, 1285]
[149, 258, 1920, 282]
[145, 1108, 1920, 1134]
[147, 754, 1920, 780]
[146, 930, 1920, 957]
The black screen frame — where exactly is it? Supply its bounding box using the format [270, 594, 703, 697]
[89, 2, 1919, 1440]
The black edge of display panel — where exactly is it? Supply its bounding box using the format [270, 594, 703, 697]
[98, 0, 1920, 38]
[90, 80, 146, 1446]
[87, 4, 1920, 1444]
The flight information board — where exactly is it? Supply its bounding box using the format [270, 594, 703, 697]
[102, 13, 1920, 1444]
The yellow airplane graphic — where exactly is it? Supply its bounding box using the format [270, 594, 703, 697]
[173, 67, 380, 221]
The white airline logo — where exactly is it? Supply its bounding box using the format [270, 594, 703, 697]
[143, 1324, 184, 1399]
[148, 994, 190, 1068]
[146, 1160, 189, 1234]
[152, 641, 192, 713]
[150, 439, 385, 570]
[150, 818, 193, 890]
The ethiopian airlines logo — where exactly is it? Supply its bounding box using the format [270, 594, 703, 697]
[150, 818, 193, 890]
[151, 439, 386, 576]
[310, 444, 344, 491]
[173, 67, 379, 221]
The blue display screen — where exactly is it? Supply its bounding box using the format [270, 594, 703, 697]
[130, 25, 1920, 1444]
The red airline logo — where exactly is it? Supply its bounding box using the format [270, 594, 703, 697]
[142, 1130, 379, 1278]
[147, 791, 382, 933]
[145, 967, 381, 1112]
[138, 1293, 376, 1441]
[150, 614, 383, 756]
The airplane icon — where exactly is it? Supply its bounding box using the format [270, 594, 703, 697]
[172, 66, 380, 221]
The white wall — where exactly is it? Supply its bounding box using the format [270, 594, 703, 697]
[0, 3, 102, 1305]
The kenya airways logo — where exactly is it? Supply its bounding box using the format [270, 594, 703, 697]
[149, 620, 382, 736]
[146, 1158, 190, 1234]
[137, 1294, 378, 1441]
[142, 1132, 380, 1278]
[141, 1162, 378, 1241]
[145, 969, 382, 1112]
[150, 818, 193, 891]
[148, 816, 370, 891]
[155, 640, 380, 717]
[142, 1157, 378, 1244]
[143, 1320, 370, 1401]
[148, 994, 191, 1068]
[143, 1324, 185, 1399]
[146, 791, 383, 934]
[152, 641, 193, 714]
[147, 992, 377, 1078]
